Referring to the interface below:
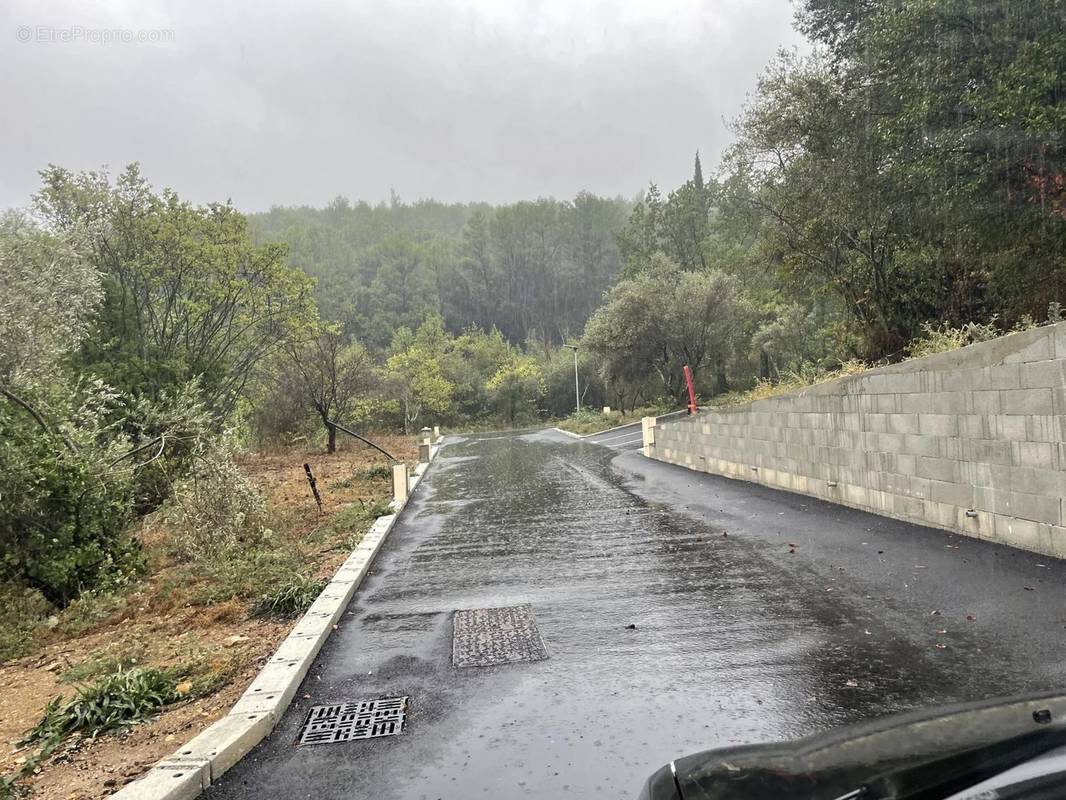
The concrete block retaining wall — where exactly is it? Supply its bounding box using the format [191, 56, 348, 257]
[646, 323, 1066, 559]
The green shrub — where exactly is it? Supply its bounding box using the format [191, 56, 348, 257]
[0, 403, 141, 606]
[251, 574, 326, 618]
[165, 441, 268, 560]
[905, 320, 1002, 359]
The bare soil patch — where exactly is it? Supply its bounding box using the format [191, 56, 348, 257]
[1, 435, 414, 799]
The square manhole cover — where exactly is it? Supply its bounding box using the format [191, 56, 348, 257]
[452, 604, 549, 668]
[297, 697, 407, 746]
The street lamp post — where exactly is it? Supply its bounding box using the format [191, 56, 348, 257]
[562, 344, 580, 414]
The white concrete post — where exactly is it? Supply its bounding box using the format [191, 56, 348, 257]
[418, 426, 432, 464]
[433, 425, 440, 442]
[641, 416, 657, 457]
[392, 463, 409, 505]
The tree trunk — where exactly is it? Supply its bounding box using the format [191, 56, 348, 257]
[715, 368, 729, 395]
[327, 422, 337, 454]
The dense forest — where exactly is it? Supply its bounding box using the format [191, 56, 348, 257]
[249, 194, 631, 348]
[2, 0, 1065, 618]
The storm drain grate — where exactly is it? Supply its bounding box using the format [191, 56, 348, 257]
[452, 604, 549, 668]
[297, 697, 407, 746]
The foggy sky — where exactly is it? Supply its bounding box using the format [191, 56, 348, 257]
[0, 0, 806, 212]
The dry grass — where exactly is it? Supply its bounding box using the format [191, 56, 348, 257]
[0, 434, 415, 799]
[711, 361, 870, 409]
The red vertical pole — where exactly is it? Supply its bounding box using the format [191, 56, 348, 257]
[683, 365, 697, 415]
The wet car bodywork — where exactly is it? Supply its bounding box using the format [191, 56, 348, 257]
[640, 692, 1066, 800]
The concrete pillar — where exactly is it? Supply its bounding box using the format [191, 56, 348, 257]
[419, 442, 431, 464]
[641, 416, 657, 457]
[433, 425, 440, 442]
[392, 463, 409, 505]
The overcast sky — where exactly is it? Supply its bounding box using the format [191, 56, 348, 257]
[1, 0, 805, 212]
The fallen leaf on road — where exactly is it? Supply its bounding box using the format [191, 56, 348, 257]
[863, 629, 872, 636]
[935, 643, 947, 649]
[965, 614, 975, 622]
[1024, 586, 1035, 591]
[936, 629, 947, 634]
[845, 679, 859, 688]
[930, 610, 942, 616]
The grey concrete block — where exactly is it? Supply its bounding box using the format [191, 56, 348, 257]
[918, 414, 957, 437]
[1009, 466, 1066, 496]
[942, 368, 991, 392]
[1024, 415, 1066, 443]
[1012, 441, 1055, 469]
[896, 453, 918, 476]
[1003, 333, 1054, 363]
[886, 414, 920, 435]
[893, 494, 924, 517]
[957, 414, 986, 438]
[990, 415, 1028, 441]
[929, 480, 973, 508]
[902, 434, 941, 457]
[971, 439, 1013, 465]
[1001, 388, 1053, 415]
[915, 456, 959, 483]
[1010, 491, 1062, 525]
[974, 486, 1010, 515]
[937, 437, 964, 460]
[971, 391, 1001, 414]
[991, 515, 1047, 552]
[988, 363, 1023, 390]
[908, 475, 932, 499]
[1022, 360, 1066, 389]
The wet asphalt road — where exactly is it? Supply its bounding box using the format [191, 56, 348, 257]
[207, 430, 1066, 800]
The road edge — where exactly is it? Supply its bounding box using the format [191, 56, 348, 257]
[552, 426, 586, 439]
[108, 441, 443, 800]
[553, 411, 687, 442]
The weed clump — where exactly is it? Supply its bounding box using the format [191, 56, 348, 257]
[251, 574, 327, 618]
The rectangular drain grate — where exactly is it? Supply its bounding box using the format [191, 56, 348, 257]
[297, 697, 407, 746]
[452, 604, 549, 668]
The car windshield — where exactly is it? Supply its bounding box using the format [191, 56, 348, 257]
[2, 2, 1065, 799]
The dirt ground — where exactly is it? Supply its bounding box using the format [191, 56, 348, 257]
[0, 435, 415, 799]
